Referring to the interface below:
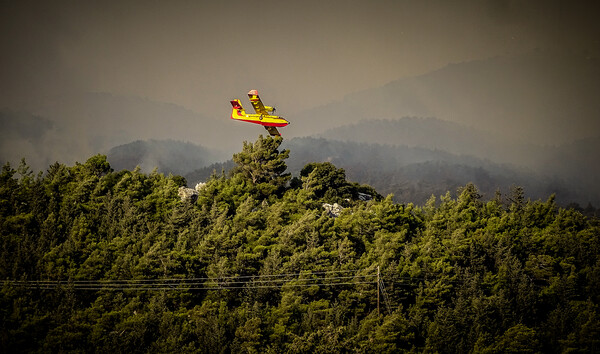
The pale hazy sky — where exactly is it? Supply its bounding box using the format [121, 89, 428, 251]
[2, 0, 598, 119]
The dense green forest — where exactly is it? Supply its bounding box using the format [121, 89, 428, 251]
[1, 136, 599, 353]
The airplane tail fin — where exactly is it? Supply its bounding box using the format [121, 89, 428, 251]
[230, 99, 246, 118]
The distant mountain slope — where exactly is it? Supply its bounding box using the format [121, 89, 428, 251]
[49, 92, 252, 152]
[0, 110, 57, 169]
[183, 137, 589, 205]
[184, 160, 237, 184]
[107, 139, 227, 176]
[345, 161, 576, 206]
[282, 137, 576, 205]
[0, 110, 53, 141]
[293, 51, 600, 145]
[0, 92, 253, 171]
[282, 137, 498, 173]
[536, 136, 600, 205]
[319, 117, 545, 166]
[318, 118, 600, 205]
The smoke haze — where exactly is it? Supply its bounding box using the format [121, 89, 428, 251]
[2, 0, 598, 115]
[1, 0, 599, 205]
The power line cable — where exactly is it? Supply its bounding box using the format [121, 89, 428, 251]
[5, 270, 379, 291]
[34, 281, 378, 291]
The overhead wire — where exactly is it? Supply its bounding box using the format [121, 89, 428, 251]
[5, 268, 470, 317]
[5, 269, 464, 296]
[16, 281, 378, 291]
[5, 270, 379, 291]
[11, 269, 364, 283]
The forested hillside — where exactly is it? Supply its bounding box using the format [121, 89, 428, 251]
[2, 136, 599, 352]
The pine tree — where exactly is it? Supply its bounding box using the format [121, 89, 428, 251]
[232, 135, 291, 188]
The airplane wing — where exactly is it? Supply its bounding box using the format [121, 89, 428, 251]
[264, 126, 281, 136]
[248, 90, 270, 115]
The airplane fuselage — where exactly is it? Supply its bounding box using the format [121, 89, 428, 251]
[230, 107, 289, 127]
[230, 98, 289, 126]
[229, 91, 290, 136]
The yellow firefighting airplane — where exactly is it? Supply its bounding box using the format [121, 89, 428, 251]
[230, 90, 290, 136]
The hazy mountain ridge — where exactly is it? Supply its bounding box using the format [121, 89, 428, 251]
[7, 111, 594, 206]
[292, 51, 600, 145]
[346, 160, 575, 206]
[184, 160, 237, 184]
[318, 118, 600, 204]
[282, 137, 585, 205]
[0, 92, 256, 172]
[3, 51, 598, 205]
[0, 110, 69, 169]
[49, 92, 250, 152]
[535, 136, 600, 204]
[107, 139, 228, 176]
[4, 51, 598, 177]
[0, 110, 54, 141]
[282, 137, 502, 174]
[178, 135, 587, 205]
[319, 117, 544, 166]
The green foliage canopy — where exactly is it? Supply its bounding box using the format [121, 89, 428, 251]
[1, 137, 599, 353]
